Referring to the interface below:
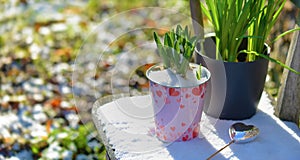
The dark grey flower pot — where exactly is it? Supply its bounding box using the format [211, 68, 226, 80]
[195, 37, 269, 120]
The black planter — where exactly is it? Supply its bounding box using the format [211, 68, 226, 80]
[196, 37, 269, 120]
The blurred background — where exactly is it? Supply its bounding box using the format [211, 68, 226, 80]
[0, 0, 298, 159]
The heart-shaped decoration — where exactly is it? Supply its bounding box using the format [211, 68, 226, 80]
[181, 122, 186, 127]
[185, 93, 191, 98]
[192, 86, 202, 96]
[170, 126, 176, 131]
[169, 88, 180, 96]
[229, 122, 259, 143]
[156, 90, 162, 97]
[207, 123, 259, 159]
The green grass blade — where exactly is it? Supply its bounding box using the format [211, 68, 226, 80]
[200, 2, 212, 22]
[196, 64, 202, 80]
[272, 28, 300, 43]
[239, 50, 300, 74]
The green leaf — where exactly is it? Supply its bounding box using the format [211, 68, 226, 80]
[170, 30, 175, 43]
[196, 64, 202, 80]
[153, 25, 198, 77]
[153, 32, 162, 47]
[31, 146, 39, 154]
[184, 46, 192, 61]
[182, 38, 186, 51]
[154, 32, 169, 67]
[176, 25, 183, 34]
[179, 58, 189, 76]
[167, 48, 175, 69]
[239, 50, 300, 74]
[190, 36, 198, 44]
[173, 49, 181, 70]
[200, 2, 212, 22]
[174, 40, 180, 53]
[164, 33, 173, 48]
[272, 27, 300, 43]
[184, 26, 189, 39]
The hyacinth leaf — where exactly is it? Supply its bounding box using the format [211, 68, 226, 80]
[174, 40, 180, 53]
[168, 48, 176, 69]
[184, 26, 189, 39]
[153, 25, 198, 77]
[176, 25, 182, 35]
[153, 32, 170, 67]
[179, 57, 189, 76]
[170, 30, 175, 42]
[176, 26, 183, 46]
[184, 44, 192, 60]
[153, 32, 161, 46]
[182, 38, 186, 52]
[190, 36, 198, 44]
[163, 34, 168, 47]
[173, 49, 181, 71]
[153, 32, 163, 52]
[165, 34, 173, 48]
[173, 49, 180, 62]
[196, 65, 202, 80]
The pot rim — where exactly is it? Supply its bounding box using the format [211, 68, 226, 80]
[195, 33, 271, 64]
[146, 63, 211, 88]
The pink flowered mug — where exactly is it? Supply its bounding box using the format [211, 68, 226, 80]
[146, 64, 210, 142]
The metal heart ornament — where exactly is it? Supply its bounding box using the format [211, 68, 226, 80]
[207, 122, 260, 159]
[229, 122, 260, 143]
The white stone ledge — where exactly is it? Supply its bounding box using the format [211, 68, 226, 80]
[92, 92, 300, 160]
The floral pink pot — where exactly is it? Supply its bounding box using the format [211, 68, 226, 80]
[146, 64, 210, 142]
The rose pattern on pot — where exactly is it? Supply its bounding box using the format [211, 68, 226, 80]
[150, 81, 207, 142]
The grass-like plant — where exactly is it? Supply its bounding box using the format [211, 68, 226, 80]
[247, 0, 286, 61]
[201, 0, 260, 61]
[200, 0, 300, 74]
[153, 25, 200, 78]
